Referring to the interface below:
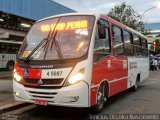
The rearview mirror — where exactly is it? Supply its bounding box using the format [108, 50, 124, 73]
[98, 23, 106, 39]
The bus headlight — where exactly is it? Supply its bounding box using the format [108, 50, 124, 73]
[64, 69, 84, 86]
[68, 72, 84, 84]
[13, 72, 22, 83]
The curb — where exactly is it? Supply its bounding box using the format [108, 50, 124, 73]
[0, 102, 31, 114]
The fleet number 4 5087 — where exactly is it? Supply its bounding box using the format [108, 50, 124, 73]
[46, 71, 63, 77]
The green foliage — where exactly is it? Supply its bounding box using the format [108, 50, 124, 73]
[155, 39, 160, 54]
[150, 39, 160, 54]
[108, 2, 144, 32]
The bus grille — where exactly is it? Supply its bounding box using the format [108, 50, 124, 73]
[24, 78, 63, 85]
[27, 90, 57, 101]
[24, 85, 62, 89]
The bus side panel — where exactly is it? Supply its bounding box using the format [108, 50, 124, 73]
[91, 57, 113, 106]
[0, 54, 17, 68]
[90, 56, 128, 106]
[91, 57, 115, 105]
[0, 54, 5, 68]
[109, 56, 128, 96]
[109, 78, 128, 96]
[127, 57, 149, 88]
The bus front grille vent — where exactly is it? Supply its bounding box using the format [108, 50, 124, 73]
[28, 91, 57, 101]
[24, 78, 64, 85]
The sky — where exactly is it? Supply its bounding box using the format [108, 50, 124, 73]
[53, 0, 160, 23]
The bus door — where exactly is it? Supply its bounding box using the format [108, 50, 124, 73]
[109, 25, 128, 96]
[123, 30, 135, 88]
[91, 19, 112, 105]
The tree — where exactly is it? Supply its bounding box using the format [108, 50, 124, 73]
[108, 2, 144, 32]
[150, 39, 160, 54]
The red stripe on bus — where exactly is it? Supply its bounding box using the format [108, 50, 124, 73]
[91, 56, 128, 106]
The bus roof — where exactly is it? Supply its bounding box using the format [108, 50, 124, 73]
[0, 39, 22, 44]
[37, 12, 99, 22]
[37, 12, 147, 39]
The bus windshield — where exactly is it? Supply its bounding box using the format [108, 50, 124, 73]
[18, 15, 95, 61]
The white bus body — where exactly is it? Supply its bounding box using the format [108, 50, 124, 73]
[13, 13, 149, 113]
[0, 40, 22, 70]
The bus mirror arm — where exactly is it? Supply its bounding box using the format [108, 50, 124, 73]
[98, 23, 106, 39]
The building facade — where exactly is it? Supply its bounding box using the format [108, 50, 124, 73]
[0, 0, 75, 41]
[144, 23, 160, 43]
[0, 0, 75, 20]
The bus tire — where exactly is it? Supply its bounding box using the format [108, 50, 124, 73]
[7, 61, 15, 71]
[131, 74, 140, 92]
[90, 82, 108, 114]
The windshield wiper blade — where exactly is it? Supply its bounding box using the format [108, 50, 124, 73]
[24, 38, 49, 63]
[49, 31, 64, 61]
[50, 30, 58, 51]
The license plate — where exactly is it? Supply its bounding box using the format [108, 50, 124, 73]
[41, 68, 71, 79]
[34, 99, 48, 106]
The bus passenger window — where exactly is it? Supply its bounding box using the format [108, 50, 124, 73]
[112, 26, 124, 56]
[133, 35, 142, 57]
[93, 20, 110, 63]
[123, 30, 134, 56]
[141, 38, 148, 57]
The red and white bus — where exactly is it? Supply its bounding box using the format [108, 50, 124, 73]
[13, 13, 149, 113]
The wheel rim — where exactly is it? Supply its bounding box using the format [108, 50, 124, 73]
[97, 84, 107, 110]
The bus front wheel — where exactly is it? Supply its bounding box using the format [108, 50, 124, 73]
[7, 61, 15, 71]
[91, 82, 108, 114]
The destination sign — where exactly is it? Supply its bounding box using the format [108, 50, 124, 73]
[41, 20, 88, 32]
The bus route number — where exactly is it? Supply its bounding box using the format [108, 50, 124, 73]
[46, 71, 62, 77]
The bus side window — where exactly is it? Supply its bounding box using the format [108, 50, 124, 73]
[133, 35, 142, 57]
[142, 38, 148, 57]
[123, 30, 134, 56]
[93, 20, 110, 63]
[112, 26, 124, 56]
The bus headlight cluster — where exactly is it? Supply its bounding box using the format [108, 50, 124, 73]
[68, 72, 84, 84]
[64, 69, 84, 86]
[13, 72, 22, 83]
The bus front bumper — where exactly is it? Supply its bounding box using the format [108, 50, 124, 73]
[13, 80, 89, 107]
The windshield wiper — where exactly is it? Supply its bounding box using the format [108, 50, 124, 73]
[24, 17, 64, 63]
[49, 31, 64, 61]
[43, 18, 64, 61]
[24, 38, 49, 63]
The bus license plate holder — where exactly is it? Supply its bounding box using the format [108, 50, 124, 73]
[34, 99, 48, 106]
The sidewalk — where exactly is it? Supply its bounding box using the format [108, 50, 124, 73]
[0, 71, 12, 79]
[0, 78, 30, 114]
[0, 78, 15, 107]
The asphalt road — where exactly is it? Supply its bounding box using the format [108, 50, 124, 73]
[1, 70, 160, 120]
[0, 68, 12, 78]
[0, 75, 14, 106]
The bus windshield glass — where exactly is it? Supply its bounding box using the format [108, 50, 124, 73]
[18, 15, 95, 61]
